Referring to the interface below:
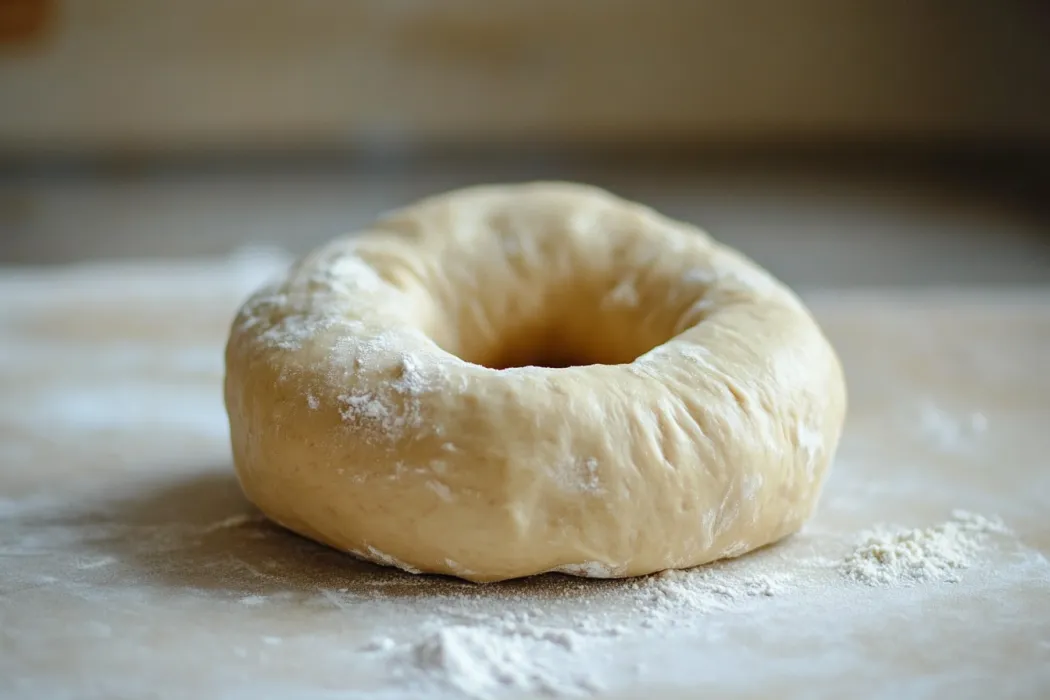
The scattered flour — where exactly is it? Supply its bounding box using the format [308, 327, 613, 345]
[630, 568, 792, 622]
[239, 278, 453, 448]
[358, 510, 1018, 698]
[795, 421, 824, 476]
[682, 268, 716, 286]
[202, 514, 259, 533]
[426, 480, 454, 502]
[76, 556, 117, 570]
[551, 561, 624, 578]
[915, 401, 989, 452]
[3, 254, 1043, 699]
[350, 546, 424, 575]
[321, 254, 386, 294]
[236, 253, 386, 352]
[552, 457, 604, 495]
[239, 595, 268, 606]
[1, 479, 1027, 700]
[253, 310, 347, 352]
[580, 458, 601, 493]
[337, 352, 431, 444]
[602, 278, 640, 308]
[840, 510, 1009, 585]
[364, 565, 801, 698]
[362, 637, 396, 653]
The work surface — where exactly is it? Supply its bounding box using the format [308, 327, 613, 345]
[1, 254, 1048, 699]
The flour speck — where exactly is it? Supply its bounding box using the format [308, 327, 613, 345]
[337, 352, 435, 443]
[603, 279, 640, 308]
[552, 456, 603, 495]
[362, 637, 397, 653]
[239, 595, 268, 606]
[915, 401, 989, 452]
[551, 561, 624, 578]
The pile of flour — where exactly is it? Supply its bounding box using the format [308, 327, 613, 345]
[363, 566, 799, 698]
[840, 510, 1010, 585]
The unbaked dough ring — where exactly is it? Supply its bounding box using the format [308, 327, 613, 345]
[225, 183, 846, 583]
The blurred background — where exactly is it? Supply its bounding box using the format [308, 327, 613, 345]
[0, 0, 1048, 289]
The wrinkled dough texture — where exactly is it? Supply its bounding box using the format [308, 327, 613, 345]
[224, 182, 847, 582]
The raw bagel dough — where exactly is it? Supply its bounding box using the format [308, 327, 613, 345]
[224, 182, 846, 582]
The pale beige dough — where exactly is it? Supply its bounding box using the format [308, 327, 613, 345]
[224, 182, 847, 582]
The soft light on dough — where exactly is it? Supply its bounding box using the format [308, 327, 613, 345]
[224, 182, 847, 582]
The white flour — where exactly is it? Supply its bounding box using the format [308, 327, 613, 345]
[550, 561, 623, 578]
[840, 510, 1010, 585]
[337, 352, 430, 443]
[361, 565, 801, 698]
[407, 625, 592, 699]
[602, 278, 640, 308]
[551, 457, 604, 496]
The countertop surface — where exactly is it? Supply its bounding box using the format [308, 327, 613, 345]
[3, 156, 1049, 290]
[1, 255, 1048, 699]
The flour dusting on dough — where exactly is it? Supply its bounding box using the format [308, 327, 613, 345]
[682, 268, 716, 285]
[581, 457, 601, 493]
[700, 510, 718, 549]
[720, 541, 750, 558]
[237, 280, 368, 353]
[603, 278, 640, 308]
[796, 421, 823, 477]
[324, 254, 385, 293]
[425, 480, 454, 502]
[337, 352, 432, 443]
[443, 559, 478, 576]
[551, 561, 625, 578]
[256, 313, 344, 352]
[552, 457, 603, 495]
[351, 546, 424, 575]
[742, 473, 764, 501]
[338, 392, 392, 423]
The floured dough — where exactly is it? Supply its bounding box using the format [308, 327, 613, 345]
[224, 182, 846, 582]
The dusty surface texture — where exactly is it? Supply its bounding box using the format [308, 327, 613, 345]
[1, 255, 1048, 698]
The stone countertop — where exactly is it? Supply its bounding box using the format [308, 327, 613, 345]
[0, 256, 1047, 698]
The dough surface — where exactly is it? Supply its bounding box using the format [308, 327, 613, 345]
[224, 182, 846, 582]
